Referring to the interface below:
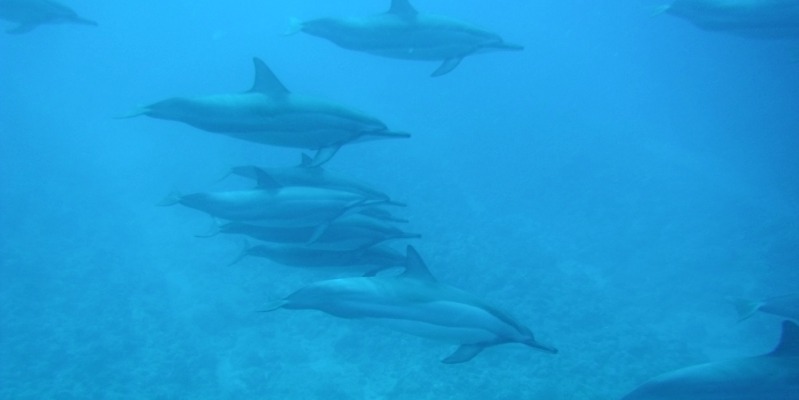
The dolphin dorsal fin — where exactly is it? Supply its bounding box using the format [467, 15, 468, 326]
[388, 0, 418, 17]
[250, 58, 290, 97]
[770, 321, 799, 357]
[400, 246, 436, 282]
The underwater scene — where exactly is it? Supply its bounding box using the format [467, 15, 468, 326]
[1, 0, 799, 398]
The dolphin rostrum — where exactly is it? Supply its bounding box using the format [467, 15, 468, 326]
[263, 245, 557, 363]
[621, 320, 799, 399]
[124, 58, 410, 166]
[0, 0, 97, 34]
[289, 0, 524, 77]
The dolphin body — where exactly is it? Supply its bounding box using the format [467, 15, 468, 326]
[291, 0, 524, 76]
[621, 320, 799, 399]
[126, 58, 409, 166]
[263, 245, 558, 363]
[229, 154, 397, 203]
[0, 0, 96, 34]
[659, 0, 799, 38]
[730, 293, 799, 322]
[205, 213, 420, 251]
[160, 186, 384, 229]
[235, 243, 406, 274]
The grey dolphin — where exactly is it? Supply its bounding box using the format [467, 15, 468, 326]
[658, 0, 799, 38]
[290, 0, 524, 76]
[621, 320, 799, 399]
[125, 58, 410, 166]
[159, 186, 386, 228]
[263, 245, 557, 363]
[730, 293, 799, 322]
[204, 213, 420, 251]
[228, 154, 399, 204]
[234, 243, 405, 274]
[0, 0, 96, 34]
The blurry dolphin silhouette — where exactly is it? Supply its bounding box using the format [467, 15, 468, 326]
[263, 245, 557, 363]
[289, 0, 523, 76]
[0, 0, 96, 34]
[729, 293, 799, 322]
[657, 0, 799, 38]
[621, 320, 799, 399]
[123, 58, 409, 166]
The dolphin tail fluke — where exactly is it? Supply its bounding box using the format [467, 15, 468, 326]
[157, 191, 182, 207]
[195, 218, 222, 238]
[259, 300, 288, 312]
[728, 297, 762, 321]
[432, 57, 464, 77]
[442, 344, 485, 364]
[283, 17, 303, 36]
[7, 23, 37, 34]
[309, 146, 341, 167]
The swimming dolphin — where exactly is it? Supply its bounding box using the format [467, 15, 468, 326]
[228, 154, 399, 203]
[0, 0, 96, 34]
[657, 0, 799, 38]
[621, 320, 799, 399]
[730, 294, 799, 322]
[159, 186, 387, 229]
[234, 243, 406, 274]
[263, 245, 558, 363]
[289, 0, 524, 76]
[124, 58, 410, 166]
[203, 213, 420, 251]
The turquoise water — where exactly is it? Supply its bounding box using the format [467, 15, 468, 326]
[1, 1, 798, 398]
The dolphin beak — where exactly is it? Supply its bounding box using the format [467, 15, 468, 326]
[115, 107, 150, 119]
[527, 340, 558, 354]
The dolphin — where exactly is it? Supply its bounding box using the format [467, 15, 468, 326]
[289, 0, 524, 76]
[621, 320, 799, 399]
[0, 0, 96, 34]
[730, 294, 799, 322]
[657, 0, 799, 38]
[234, 243, 406, 274]
[228, 154, 399, 204]
[124, 58, 410, 166]
[159, 185, 387, 229]
[263, 245, 558, 363]
[203, 213, 421, 251]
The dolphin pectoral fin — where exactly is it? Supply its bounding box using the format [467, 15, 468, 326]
[228, 240, 252, 266]
[298, 153, 315, 168]
[254, 169, 283, 190]
[156, 191, 181, 207]
[7, 23, 38, 34]
[310, 146, 341, 167]
[431, 57, 464, 77]
[442, 344, 485, 364]
[259, 300, 288, 312]
[195, 218, 222, 238]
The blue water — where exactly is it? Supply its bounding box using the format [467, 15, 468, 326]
[1, 0, 798, 398]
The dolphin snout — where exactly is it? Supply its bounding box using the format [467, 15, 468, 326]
[527, 340, 558, 354]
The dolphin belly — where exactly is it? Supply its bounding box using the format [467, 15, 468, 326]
[365, 317, 498, 344]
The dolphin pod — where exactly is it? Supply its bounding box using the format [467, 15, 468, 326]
[263, 245, 558, 364]
[289, 0, 524, 77]
[621, 320, 799, 399]
[124, 58, 410, 166]
[0, 0, 96, 34]
[658, 0, 799, 38]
